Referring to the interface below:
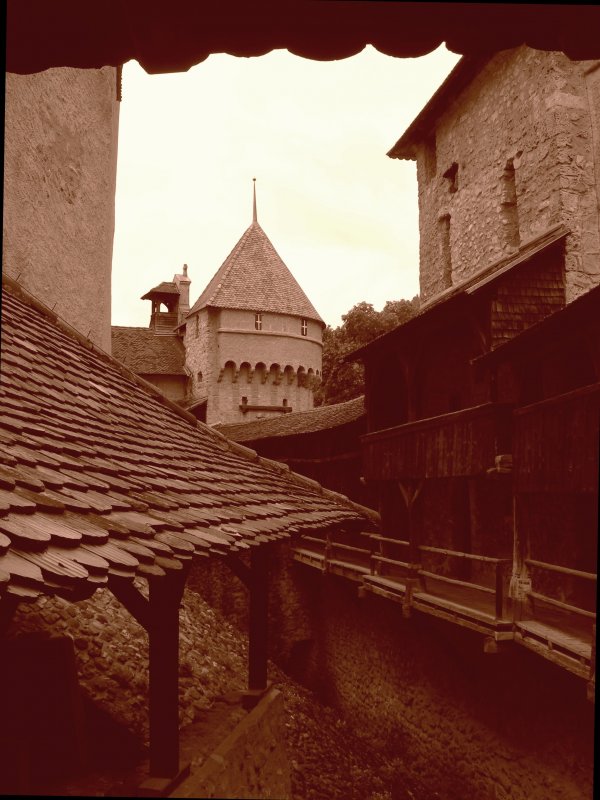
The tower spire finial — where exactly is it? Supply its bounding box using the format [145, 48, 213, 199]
[252, 177, 257, 223]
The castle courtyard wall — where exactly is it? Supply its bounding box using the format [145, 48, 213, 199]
[416, 48, 600, 303]
[184, 308, 322, 424]
[190, 546, 594, 800]
[3, 67, 120, 353]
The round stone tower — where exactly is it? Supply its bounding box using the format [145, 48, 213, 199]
[183, 182, 324, 425]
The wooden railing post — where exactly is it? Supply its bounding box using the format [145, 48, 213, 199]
[495, 561, 505, 620]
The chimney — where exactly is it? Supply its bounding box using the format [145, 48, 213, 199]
[173, 263, 191, 324]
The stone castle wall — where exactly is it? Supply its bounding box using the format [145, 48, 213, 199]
[190, 545, 594, 800]
[185, 308, 322, 424]
[3, 67, 120, 353]
[416, 48, 600, 303]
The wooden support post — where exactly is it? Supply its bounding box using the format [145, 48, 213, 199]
[248, 546, 269, 693]
[147, 570, 187, 779]
[398, 480, 423, 570]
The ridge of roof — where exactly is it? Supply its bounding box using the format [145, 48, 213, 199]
[215, 395, 366, 442]
[387, 53, 493, 160]
[187, 222, 324, 323]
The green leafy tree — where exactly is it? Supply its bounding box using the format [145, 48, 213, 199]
[314, 297, 419, 406]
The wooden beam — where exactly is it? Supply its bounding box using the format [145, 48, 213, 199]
[108, 577, 151, 631]
[147, 567, 189, 779]
[248, 546, 269, 692]
[225, 554, 252, 588]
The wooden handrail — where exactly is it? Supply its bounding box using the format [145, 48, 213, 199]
[419, 569, 496, 595]
[367, 534, 410, 547]
[371, 554, 418, 571]
[300, 535, 327, 546]
[330, 542, 371, 556]
[524, 559, 597, 581]
[527, 590, 597, 619]
[419, 544, 510, 564]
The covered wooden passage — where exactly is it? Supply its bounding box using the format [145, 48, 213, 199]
[0, 275, 375, 791]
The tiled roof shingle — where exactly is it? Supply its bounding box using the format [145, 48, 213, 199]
[111, 327, 186, 375]
[216, 396, 366, 443]
[0, 277, 376, 601]
[188, 222, 323, 323]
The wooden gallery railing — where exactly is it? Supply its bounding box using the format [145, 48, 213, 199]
[294, 531, 512, 630]
[523, 559, 597, 623]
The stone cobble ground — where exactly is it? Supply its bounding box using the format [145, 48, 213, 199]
[9, 586, 424, 799]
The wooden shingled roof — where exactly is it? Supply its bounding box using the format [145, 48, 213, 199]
[141, 281, 180, 300]
[187, 222, 324, 323]
[111, 326, 187, 376]
[216, 395, 365, 443]
[0, 276, 376, 602]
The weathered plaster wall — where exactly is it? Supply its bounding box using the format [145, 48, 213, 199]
[416, 48, 600, 303]
[3, 67, 119, 353]
[191, 545, 594, 800]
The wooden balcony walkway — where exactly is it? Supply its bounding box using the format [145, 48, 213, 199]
[515, 604, 594, 679]
[292, 536, 596, 688]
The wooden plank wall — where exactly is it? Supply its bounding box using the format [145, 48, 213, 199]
[362, 403, 513, 479]
[514, 383, 600, 493]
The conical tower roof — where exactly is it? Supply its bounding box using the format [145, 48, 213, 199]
[188, 187, 323, 323]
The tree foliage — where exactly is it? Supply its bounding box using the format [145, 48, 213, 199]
[314, 297, 420, 406]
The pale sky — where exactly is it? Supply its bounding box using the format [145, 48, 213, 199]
[112, 45, 460, 329]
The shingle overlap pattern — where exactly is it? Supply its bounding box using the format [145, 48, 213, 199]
[111, 327, 186, 375]
[0, 280, 373, 601]
[188, 223, 323, 323]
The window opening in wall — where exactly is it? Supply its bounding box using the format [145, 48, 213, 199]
[255, 312, 262, 331]
[500, 156, 520, 250]
[423, 133, 437, 181]
[439, 214, 452, 288]
[241, 396, 248, 406]
[301, 318, 308, 336]
[282, 398, 288, 407]
[443, 162, 458, 193]
[195, 315, 199, 338]
[197, 370, 203, 382]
